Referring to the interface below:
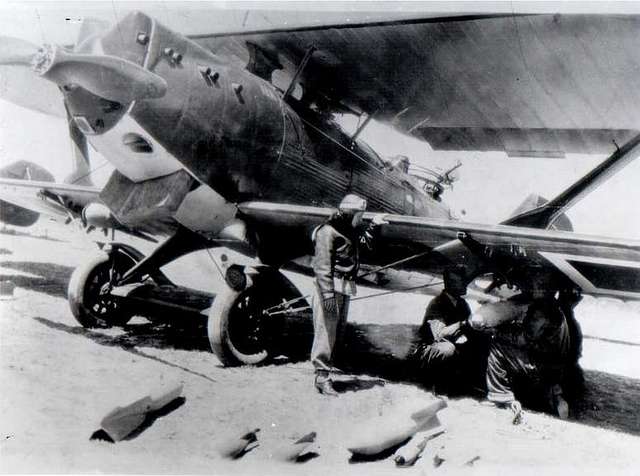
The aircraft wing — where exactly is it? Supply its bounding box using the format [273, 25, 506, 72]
[195, 13, 640, 156]
[238, 201, 640, 301]
[0, 177, 157, 241]
[0, 177, 100, 219]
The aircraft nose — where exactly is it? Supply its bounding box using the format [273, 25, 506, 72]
[0, 11, 166, 119]
[0, 38, 167, 104]
[32, 44, 167, 104]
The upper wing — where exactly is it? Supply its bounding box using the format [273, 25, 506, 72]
[195, 14, 640, 155]
[239, 201, 640, 300]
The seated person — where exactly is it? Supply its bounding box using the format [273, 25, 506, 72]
[410, 266, 488, 393]
[484, 296, 571, 420]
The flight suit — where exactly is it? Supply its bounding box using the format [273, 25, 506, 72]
[486, 298, 571, 412]
[310, 215, 361, 373]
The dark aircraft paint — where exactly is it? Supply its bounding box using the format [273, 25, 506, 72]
[66, 12, 449, 230]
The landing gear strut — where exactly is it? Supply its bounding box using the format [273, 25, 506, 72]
[67, 246, 141, 328]
[66, 225, 311, 366]
[208, 267, 310, 366]
[67, 225, 208, 328]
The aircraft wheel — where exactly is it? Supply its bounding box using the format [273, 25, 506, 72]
[68, 250, 137, 328]
[208, 270, 306, 366]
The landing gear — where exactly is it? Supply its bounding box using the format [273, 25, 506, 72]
[208, 268, 309, 366]
[68, 226, 208, 329]
[66, 224, 311, 365]
[68, 248, 139, 328]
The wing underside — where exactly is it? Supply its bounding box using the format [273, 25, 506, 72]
[238, 201, 640, 300]
[195, 14, 640, 155]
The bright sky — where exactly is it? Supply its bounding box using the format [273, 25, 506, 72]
[1, 1, 639, 239]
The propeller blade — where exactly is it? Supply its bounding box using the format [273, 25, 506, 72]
[34, 45, 167, 103]
[0, 36, 40, 66]
[0, 36, 65, 116]
[0, 64, 65, 117]
[63, 104, 93, 186]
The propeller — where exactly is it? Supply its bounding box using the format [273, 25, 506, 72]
[63, 103, 94, 186]
[0, 36, 41, 66]
[0, 21, 167, 107]
[20, 43, 167, 103]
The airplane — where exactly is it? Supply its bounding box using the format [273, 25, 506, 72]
[0, 7, 639, 368]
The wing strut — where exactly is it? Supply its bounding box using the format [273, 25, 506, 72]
[506, 133, 640, 229]
[351, 113, 375, 143]
[283, 46, 316, 101]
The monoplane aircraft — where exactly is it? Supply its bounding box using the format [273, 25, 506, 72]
[0, 6, 639, 366]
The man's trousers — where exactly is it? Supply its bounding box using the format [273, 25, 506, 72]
[310, 283, 350, 373]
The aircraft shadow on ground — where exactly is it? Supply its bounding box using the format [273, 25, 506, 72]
[292, 321, 640, 437]
[0, 260, 75, 298]
[12, 260, 638, 438]
[0, 227, 67, 243]
[572, 370, 640, 437]
[33, 317, 217, 384]
[1, 259, 210, 351]
[33, 316, 210, 353]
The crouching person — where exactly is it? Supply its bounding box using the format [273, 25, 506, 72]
[410, 266, 488, 394]
[485, 297, 571, 421]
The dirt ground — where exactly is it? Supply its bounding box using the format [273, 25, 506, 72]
[1, 224, 640, 475]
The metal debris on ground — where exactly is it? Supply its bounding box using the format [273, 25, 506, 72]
[347, 399, 446, 457]
[97, 383, 184, 442]
[273, 431, 317, 462]
[217, 428, 260, 459]
[393, 429, 445, 467]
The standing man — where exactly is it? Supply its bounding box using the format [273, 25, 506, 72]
[410, 266, 485, 393]
[311, 193, 378, 396]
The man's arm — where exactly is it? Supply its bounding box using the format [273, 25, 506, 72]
[359, 215, 386, 251]
[438, 321, 466, 342]
[313, 225, 335, 298]
[421, 295, 465, 343]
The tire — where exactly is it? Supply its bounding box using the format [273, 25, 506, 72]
[68, 250, 137, 328]
[207, 270, 307, 366]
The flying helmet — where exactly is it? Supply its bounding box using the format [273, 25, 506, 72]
[338, 194, 367, 213]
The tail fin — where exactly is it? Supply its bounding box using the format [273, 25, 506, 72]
[505, 133, 640, 230]
[508, 194, 573, 231]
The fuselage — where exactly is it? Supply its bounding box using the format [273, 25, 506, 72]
[61, 11, 450, 259]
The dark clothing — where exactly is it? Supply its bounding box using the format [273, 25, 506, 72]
[559, 298, 583, 366]
[411, 291, 487, 391]
[311, 215, 361, 298]
[558, 299, 585, 398]
[418, 292, 471, 343]
[486, 298, 571, 410]
[310, 214, 377, 372]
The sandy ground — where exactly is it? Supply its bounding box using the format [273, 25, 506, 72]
[1, 224, 640, 475]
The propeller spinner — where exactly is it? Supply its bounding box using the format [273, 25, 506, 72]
[0, 36, 167, 104]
